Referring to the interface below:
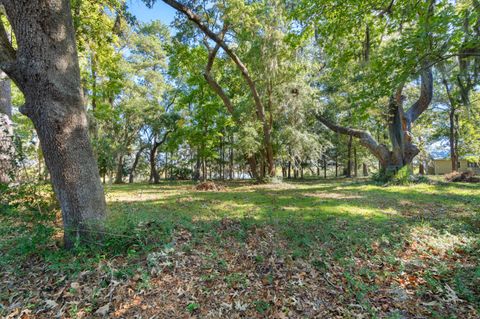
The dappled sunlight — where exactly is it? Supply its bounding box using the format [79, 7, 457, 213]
[304, 192, 363, 200]
[106, 180, 480, 227]
[408, 225, 476, 254]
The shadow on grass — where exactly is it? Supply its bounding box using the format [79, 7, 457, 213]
[106, 179, 480, 262]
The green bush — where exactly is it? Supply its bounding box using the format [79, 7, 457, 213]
[372, 166, 430, 185]
[0, 182, 59, 264]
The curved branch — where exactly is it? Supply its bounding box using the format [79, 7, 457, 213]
[405, 65, 433, 125]
[161, 0, 266, 121]
[154, 130, 171, 148]
[203, 51, 234, 114]
[316, 114, 390, 164]
[202, 26, 234, 115]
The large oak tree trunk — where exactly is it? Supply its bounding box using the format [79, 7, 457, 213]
[0, 0, 106, 248]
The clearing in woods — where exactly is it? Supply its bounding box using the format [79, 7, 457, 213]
[1, 179, 480, 318]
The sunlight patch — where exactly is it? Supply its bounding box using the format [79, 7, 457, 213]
[304, 192, 362, 200]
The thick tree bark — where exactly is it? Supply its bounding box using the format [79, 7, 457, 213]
[0, 0, 106, 248]
[193, 149, 201, 181]
[0, 71, 13, 184]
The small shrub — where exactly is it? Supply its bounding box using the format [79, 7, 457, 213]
[186, 302, 200, 313]
[372, 166, 430, 185]
[253, 300, 270, 313]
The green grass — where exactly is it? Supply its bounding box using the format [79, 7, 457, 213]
[2, 179, 480, 317]
[105, 179, 480, 258]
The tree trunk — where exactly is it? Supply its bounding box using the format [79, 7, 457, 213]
[346, 135, 353, 177]
[335, 154, 338, 177]
[129, 146, 147, 183]
[0, 0, 106, 248]
[229, 133, 234, 179]
[247, 155, 259, 180]
[363, 163, 369, 176]
[149, 144, 160, 184]
[440, 67, 458, 172]
[148, 132, 169, 184]
[354, 146, 358, 177]
[165, 152, 169, 180]
[114, 154, 124, 184]
[323, 155, 327, 179]
[419, 162, 425, 175]
[0, 72, 13, 184]
[449, 109, 458, 171]
[193, 150, 201, 181]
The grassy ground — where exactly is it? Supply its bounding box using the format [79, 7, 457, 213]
[1, 179, 480, 318]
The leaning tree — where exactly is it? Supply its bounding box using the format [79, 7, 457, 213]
[0, 0, 106, 248]
[317, 67, 433, 172]
[295, 0, 453, 173]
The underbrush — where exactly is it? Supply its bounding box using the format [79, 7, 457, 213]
[372, 166, 431, 185]
[0, 182, 177, 278]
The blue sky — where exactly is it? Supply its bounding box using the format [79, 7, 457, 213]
[127, 0, 176, 24]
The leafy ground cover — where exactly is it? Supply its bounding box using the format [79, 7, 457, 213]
[1, 179, 480, 318]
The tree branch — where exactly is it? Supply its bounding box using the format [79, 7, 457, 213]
[202, 25, 235, 115]
[161, 0, 266, 121]
[316, 114, 390, 164]
[0, 12, 16, 76]
[154, 130, 171, 148]
[405, 65, 433, 125]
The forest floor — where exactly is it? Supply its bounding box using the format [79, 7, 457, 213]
[1, 179, 480, 318]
